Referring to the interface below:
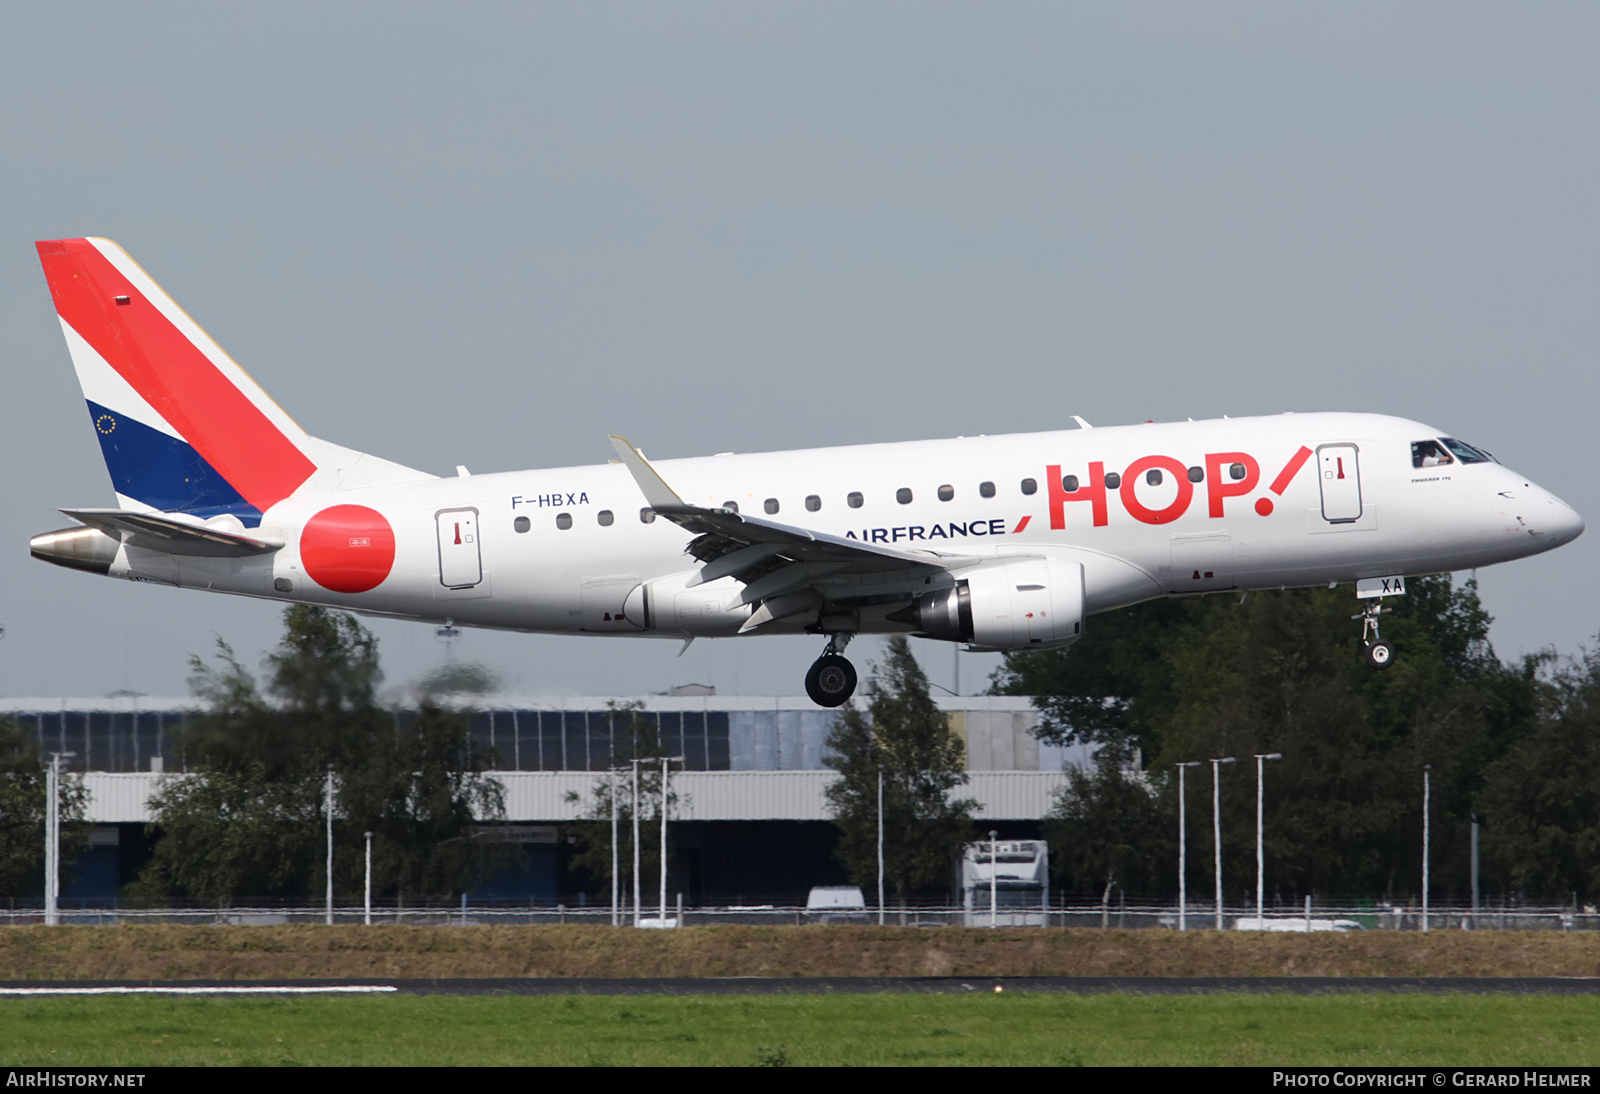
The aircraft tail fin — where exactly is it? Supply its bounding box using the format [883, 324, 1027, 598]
[35, 238, 431, 527]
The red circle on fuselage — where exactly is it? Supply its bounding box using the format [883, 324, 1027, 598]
[301, 505, 396, 593]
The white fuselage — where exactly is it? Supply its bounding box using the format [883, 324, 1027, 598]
[108, 411, 1583, 642]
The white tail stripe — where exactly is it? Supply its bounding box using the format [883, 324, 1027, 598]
[58, 319, 182, 441]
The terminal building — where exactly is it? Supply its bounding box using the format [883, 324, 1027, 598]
[4, 693, 1083, 906]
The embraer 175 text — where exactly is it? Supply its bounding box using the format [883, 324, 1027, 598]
[30, 238, 1585, 706]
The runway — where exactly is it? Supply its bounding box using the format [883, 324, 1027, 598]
[6, 977, 1600, 996]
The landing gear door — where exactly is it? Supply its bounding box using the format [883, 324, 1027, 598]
[436, 508, 482, 588]
[1317, 444, 1363, 524]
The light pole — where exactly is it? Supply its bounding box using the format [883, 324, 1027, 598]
[1422, 764, 1432, 934]
[1176, 761, 1200, 930]
[1211, 756, 1236, 930]
[44, 751, 74, 927]
[364, 831, 373, 926]
[610, 767, 620, 927]
[1470, 812, 1480, 930]
[325, 764, 335, 926]
[1254, 752, 1283, 925]
[876, 765, 885, 927]
[659, 755, 683, 927]
[989, 830, 999, 929]
[631, 758, 641, 927]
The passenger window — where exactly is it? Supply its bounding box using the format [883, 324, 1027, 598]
[723, 501, 739, 513]
[1105, 472, 1122, 489]
[764, 498, 780, 515]
[597, 510, 614, 526]
[1187, 466, 1203, 483]
[847, 492, 864, 509]
[640, 507, 656, 524]
[1061, 475, 1079, 493]
[1020, 478, 1037, 495]
[805, 495, 821, 512]
[513, 516, 531, 533]
[555, 513, 572, 530]
[1146, 469, 1163, 486]
[896, 487, 913, 504]
[1229, 463, 1247, 481]
[1411, 440, 1455, 469]
[937, 484, 954, 502]
[979, 481, 996, 498]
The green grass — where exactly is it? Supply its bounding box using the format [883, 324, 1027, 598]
[2, 993, 1597, 1066]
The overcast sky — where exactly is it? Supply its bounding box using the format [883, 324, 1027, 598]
[2, 2, 1596, 701]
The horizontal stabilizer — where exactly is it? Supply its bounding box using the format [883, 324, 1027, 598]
[61, 508, 282, 558]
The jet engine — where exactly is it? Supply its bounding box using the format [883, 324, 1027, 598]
[892, 556, 1085, 651]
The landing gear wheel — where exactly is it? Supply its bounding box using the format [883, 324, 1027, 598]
[1354, 597, 1397, 671]
[1365, 640, 1396, 670]
[806, 654, 858, 707]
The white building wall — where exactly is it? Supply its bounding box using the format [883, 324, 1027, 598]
[82, 769, 1076, 825]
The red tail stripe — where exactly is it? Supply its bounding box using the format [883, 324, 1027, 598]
[1268, 446, 1313, 496]
[36, 239, 315, 512]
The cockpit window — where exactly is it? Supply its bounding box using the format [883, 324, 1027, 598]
[1439, 437, 1495, 465]
[1411, 440, 1453, 469]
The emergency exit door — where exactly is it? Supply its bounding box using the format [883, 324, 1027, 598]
[436, 508, 482, 588]
[1317, 445, 1363, 523]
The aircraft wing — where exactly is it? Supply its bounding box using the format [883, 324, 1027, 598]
[609, 436, 976, 629]
[62, 508, 283, 557]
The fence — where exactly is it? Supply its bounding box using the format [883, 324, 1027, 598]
[2, 899, 1596, 931]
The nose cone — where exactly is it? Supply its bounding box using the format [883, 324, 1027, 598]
[1545, 493, 1585, 547]
[1488, 473, 1584, 559]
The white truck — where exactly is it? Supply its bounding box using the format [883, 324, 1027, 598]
[961, 839, 1050, 927]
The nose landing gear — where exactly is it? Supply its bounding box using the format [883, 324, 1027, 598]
[1354, 599, 1396, 670]
[805, 633, 858, 707]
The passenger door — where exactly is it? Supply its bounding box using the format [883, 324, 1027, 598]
[1317, 444, 1363, 524]
[436, 508, 483, 588]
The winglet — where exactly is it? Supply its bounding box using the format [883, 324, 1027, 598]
[609, 435, 684, 510]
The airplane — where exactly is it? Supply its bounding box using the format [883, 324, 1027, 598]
[29, 238, 1586, 707]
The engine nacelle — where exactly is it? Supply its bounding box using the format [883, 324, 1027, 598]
[901, 557, 1085, 651]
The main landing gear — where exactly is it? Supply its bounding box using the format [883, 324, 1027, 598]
[1354, 599, 1396, 671]
[805, 634, 858, 707]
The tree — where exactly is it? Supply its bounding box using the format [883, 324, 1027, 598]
[562, 702, 681, 909]
[132, 606, 506, 906]
[1046, 754, 1166, 900]
[0, 719, 89, 902]
[996, 576, 1538, 901]
[130, 760, 323, 906]
[1477, 648, 1600, 903]
[333, 692, 509, 902]
[994, 597, 1194, 762]
[415, 662, 501, 695]
[825, 636, 977, 900]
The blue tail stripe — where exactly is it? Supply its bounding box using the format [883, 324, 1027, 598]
[85, 401, 264, 527]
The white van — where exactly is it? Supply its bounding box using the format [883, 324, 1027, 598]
[806, 886, 867, 923]
[1231, 916, 1365, 932]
